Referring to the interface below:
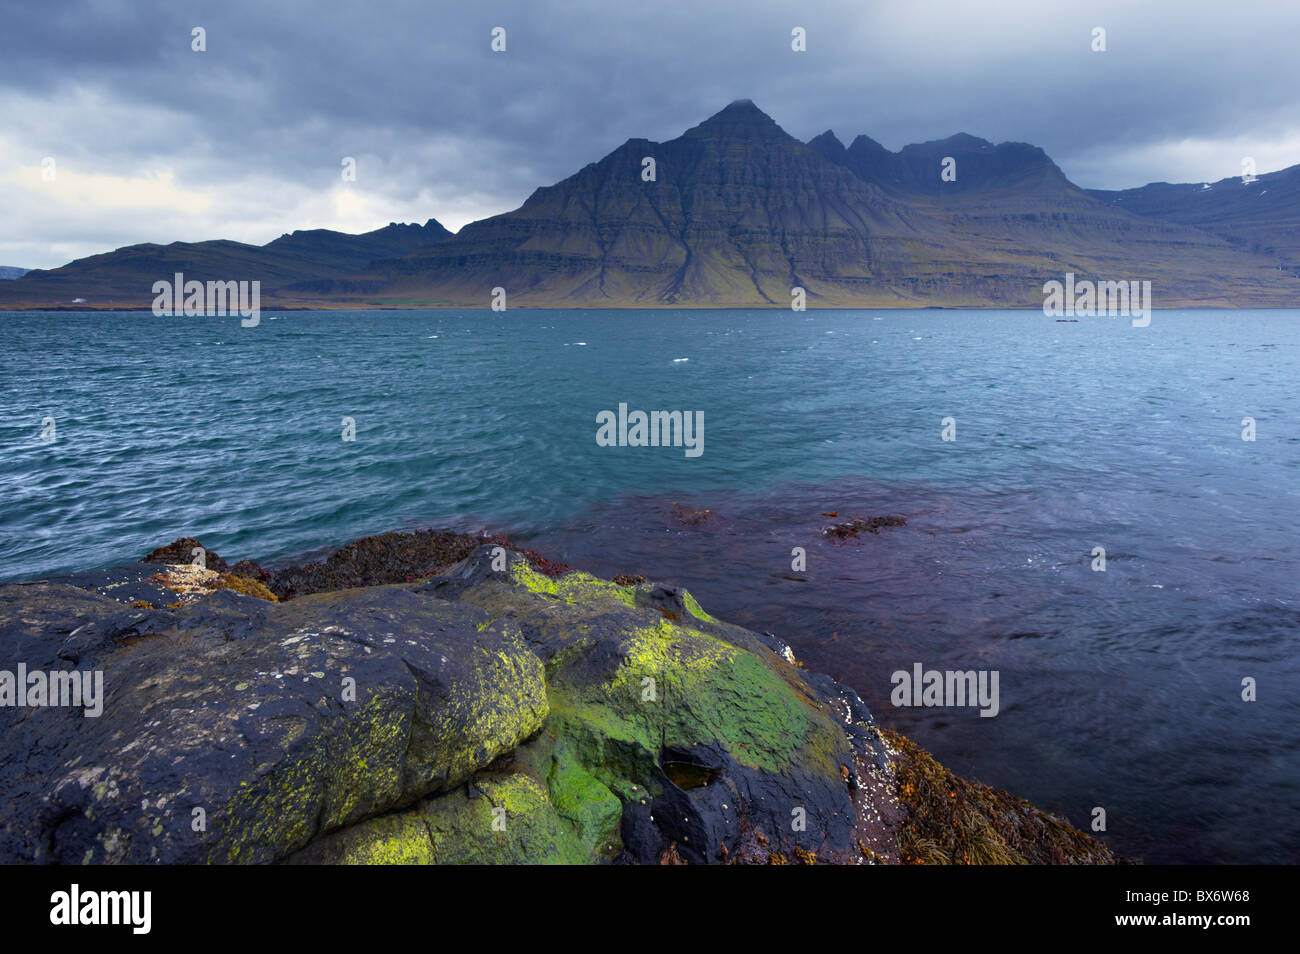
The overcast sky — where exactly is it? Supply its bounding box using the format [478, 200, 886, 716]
[2, 0, 1297, 269]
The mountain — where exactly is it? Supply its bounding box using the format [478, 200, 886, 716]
[305, 99, 937, 307]
[0, 267, 29, 280]
[1088, 166, 1300, 270]
[811, 129, 1070, 196]
[0, 220, 451, 308]
[3, 102, 1296, 309]
[296, 101, 1292, 308]
[801, 124, 1300, 306]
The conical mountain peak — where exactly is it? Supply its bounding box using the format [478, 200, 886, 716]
[680, 100, 794, 143]
[807, 129, 848, 164]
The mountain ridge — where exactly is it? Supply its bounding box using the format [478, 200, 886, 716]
[1088, 166, 1300, 267]
[2, 102, 1295, 309]
[0, 219, 452, 307]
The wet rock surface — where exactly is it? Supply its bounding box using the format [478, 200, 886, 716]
[0, 577, 546, 863]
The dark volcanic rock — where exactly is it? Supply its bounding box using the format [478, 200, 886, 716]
[40, 563, 188, 610]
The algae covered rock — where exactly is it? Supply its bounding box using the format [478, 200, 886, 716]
[291, 768, 601, 865]
[330, 545, 872, 864]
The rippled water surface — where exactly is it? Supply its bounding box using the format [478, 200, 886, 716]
[2, 308, 1297, 862]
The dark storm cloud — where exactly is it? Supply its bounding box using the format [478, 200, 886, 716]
[2, 0, 1298, 267]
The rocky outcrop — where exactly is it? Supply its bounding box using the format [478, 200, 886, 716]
[0, 576, 546, 864]
[0, 542, 1119, 864]
[291, 548, 894, 864]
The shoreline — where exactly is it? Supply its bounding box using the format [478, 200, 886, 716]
[0, 303, 1287, 312]
[1, 528, 1126, 865]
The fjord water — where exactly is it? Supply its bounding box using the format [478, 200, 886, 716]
[2, 308, 1297, 863]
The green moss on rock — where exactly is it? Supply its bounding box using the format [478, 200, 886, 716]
[293, 771, 595, 865]
[508, 561, 636, 607]
[682, 590, 719, 625]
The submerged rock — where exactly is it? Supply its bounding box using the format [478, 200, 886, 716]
[0, 542, 1119, 865]
[823, 514, 907, 542]
[260, 529, 574, 601]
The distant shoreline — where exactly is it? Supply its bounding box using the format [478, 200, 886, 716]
[0, 303, 1290, 312]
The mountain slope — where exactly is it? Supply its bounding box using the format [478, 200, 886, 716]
[810, 126, 1298, 305]
[0, 220, 452, 308]
[1088, 166, 1300, 270]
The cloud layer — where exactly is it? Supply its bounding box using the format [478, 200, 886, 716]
[2, 0, 1297, 268]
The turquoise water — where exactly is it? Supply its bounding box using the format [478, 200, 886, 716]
[2, 308, 1298, 862]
